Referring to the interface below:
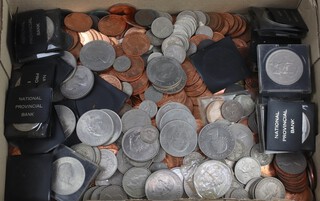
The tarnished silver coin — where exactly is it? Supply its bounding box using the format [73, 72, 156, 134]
[153, 147, 167, 162]
[159, 108, 197, 130]
[234, 94, 255, 116]
[82, 186, 99, 201]
[196, 25, 213, 38]
[52, 157, 86, 195]
[119, 103, 133, 117]
[235, 157, 261, 184]
[146, 30, 164, 46]
[46, 16, 55, 41]
[198, 122, 235, 160]
[122, 167, 151, 198]
[107, 170, 124, 186]
[158, 11, 173, 22]
[80, 40, 116, 71]
[127, 157, 153, 168]
[134, 9, 159, 27]
[151, 17, 173, 39]
[101, 109, 122, 145]
[152, 69, 186, 94]
[150, 162, 168, 172]
[186, 42, 197, 56]
[245, 177, 262, 192]
[227, 140, 246, 161]
[193, 160, 233, 199]
[76, 110, 114, 146]
[221, 100, 244, 122]
[121, 109, 151, 133]
[250, 144, 274, 166]
[145, 169, 184, 200]
[229, 123, 255, 156]
[96, 149, 118, 180]
[265, 49, 304, 86]
[156, 102, 191, 127]
[113, 55, 131, 72]
[93, 147, 101, 164]
[160, 120, 197, 157]
[99, 185, 128, 200]
[55, 105, 76, 138]
[144, 86, 163, 103]
[122, 127, 160, 162]
[254, 177, 285, 200]
[140, 125, 159, 144]
[139, 100, 158, 118]
[163, 44, 186, 64]
[194, 10, 207, 26]
[60, 65, 94, 100]
[147, 52, 163, 63]
[122, 82, 133, 97]
[71, 143, 96, 163]
[61, 51, 77, 68]
[13, 123, 39, 132]
[90, 186, 107, 200]
[275, 153, 307, 175]
[117, 149, 133, 174]
[230, 188, 250, 199]
[248, 112, 258, 133]
[184, 179, 201, 199]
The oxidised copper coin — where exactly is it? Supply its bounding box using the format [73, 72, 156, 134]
[98, 15, 127, 36]
[285, 187, 314, 201]
[122, 32, 150, 56]
[108, 3, 136, 16]
[64, 12, 93, 32]
[163, 154, 183, 169]
[261, 163, 277, 177]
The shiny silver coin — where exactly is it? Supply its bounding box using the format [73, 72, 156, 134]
[145, 169, 184, 200]
[90, 186, 107, 200]
[151, 17, 173, 39]
[234, 157, 261, 184]
[234, 94, 255, 116]
[275, 153, 307, 175]
[121, 82, 133, 97]
[99, 185, 128, 200]
[101, 109, 122, 145]
[82, 186, 99, 201]
[159, 108, 197, 130]
[153, 147, 167, 162]
[229, 123, 255, 156]
[60, 65, 94, 99]
[146, 30, 164, 46]
[160, 120, 197, 157]
[193, 160, 233, 199]
[156, 102, 191, 127]
[144, 86, 163, 103]
[265, 49, 304, 86]
[113, 55, 131, 72]
[245, 177, 262, 192]
[13, 123, 39, 132]
[250, 144, 274, 166]
[122, 127, 160, 162]
[147, 52, 163, 63]
[171, 167, 184, 182]
[46, 16, 55, 41]
[196, 25, 213, 38]
[163, 44, 186, 64]
[176, 10, 198, 23]
[221, 100, 244, 122]
[96, 149, 118, 180]
[117, 149, 133, 174]
[118, 103, 133, 117]
[122, 167, 151, 198]
[54, 105, 76, 138]
[161, 35, 184, 53]
[61, 51, 77, 68]
[134, 9, 159, 27]
[194, 10, 207, 26]
[80, 40, 116, 71]
[71, 143, 96, 163]
[76, 109, 114, 146]
[198, 122, 235, 160]
[140, 125, 159, 144]
[121, 109, 151, 133]
[52, 157, 86, 196]
[230, 188, 250, 199]
[139, 100, 158, 118]
[254, 177, 285, 200]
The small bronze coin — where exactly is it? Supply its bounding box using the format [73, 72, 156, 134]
[98, 15, 127, 36]
[64, 12, 93, 32]
[122, 33, 150, 56]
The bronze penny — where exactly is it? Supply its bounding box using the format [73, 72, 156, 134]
[196, 119, 204, 134]
[218, 17, 230, 35]
[69, 40, 82, 59]
[186, 84, 207, 97]
[130, 72, 149, 95]
[237, 24, 251, 43]
[109, 37, 119, 45]
[190, 96, 199, 106]
[99, 74, 122, 90]
[100, 32, 111, 44]
[98, 15, 127, 36]
[212, 31, 225, 42]
[190, 34, 212, 46]
[207, 12, 222, 31]
[285, 187, 314, 201]
[115, 56, 145, 82]
[98, 143, 119, 155]
[186, 71, 200, 87]
[307, 158, 316, 190]
[78, 30, 94, 46]
[64, 12, 93, 32]
[221, 13, 235, 33]
[193, 105, 202, 119]
[261, 163, 277, 177]
[232, 38, 248, 48]
[231, 15, 247, 38]
[163, 154, 183, 169]
[124, 27, 146, 36]
[184, 77, 203, 92]
[65, 29, 79, 50]
[113, 44, 125, 57]
[123, 15, 146, 29]
[122, 32, 150, 56]
[108, 3, 136, 16]
[184, 97, 194, 113]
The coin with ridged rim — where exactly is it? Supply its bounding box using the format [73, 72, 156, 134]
[122, 167, 151, 198]
[95, 149, 118, 180]
[254, 177, 286, 200]
[71, 143, 96, 163]
[101, 109, 122, 145]
[121, 109, 151, 133]
[156, 102, 191, 127]
[55, 105, 76, 138]
[235, 157, 261, 184]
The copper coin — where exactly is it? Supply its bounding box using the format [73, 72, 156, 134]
[78, 30, 94, 46]
[109, 37, 119, 45]
[98, 15, 127, 36]
[99, 74, 122, 90]
[196, 119, 204, 134]
[65, 29, 79, 50]
[207, 12, 222, 31]
[113, 44, 125, 57]
[193, 106, 202, 119]
[307, 158, 316, 190]
[237, 24, 251, 43]
[130, 72, 149, 95]
[123, 15, 146, 29]
[212, 31, 225, 42]
[218, 18, 230, 35]
[285, 187, 314, 201]
[184, 97, 194, 113]
[232, 38, 247, 48]
[231, 15, 247, 38]
[190, 96, 199, 106]
[190, 34, 211, 46]
[122, 32, 150, 56]
[64, 12, 93, 32]
[100, 32, 111, 44]
[261, 163, 277, 177]
[108, 3, 136, 16]
[124, 27, 146, 36]
[163, 154, 183, 169]
[186, 72, 200, 87]
[69, 40, 82, 59]
[221, 13, 235, 33]
[186, 84, 207, 97]
[8, 145, 21, 156]
[115, 56, 145, 82]
[98, 143, 119, 155]
[184, 77, 204, 92]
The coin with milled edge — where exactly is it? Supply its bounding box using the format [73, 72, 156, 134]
[139, 100, 158, 118]
[235, 157, 261, 184]
[140, 125, 159, 144]
[198, 122, 235, 160]
[101, 109, 122, 145]
[193, 160, 233, 199]
[113, 55, 131, 72]
[221, 100, 244, 122]
[234, 94, 255, 116]
[96, 149, 117, 180]
[76, 110, 114, 146]
[254, 177, 286, 200]
[250, 144, 274, 166]
[117, 149, 133, 174]
[122, 167, 151, 198]
[156, 102, 191, 127]
[71, 143, 96, 163]
[121, 109, 151, 133]
[55, 105, 76, 138]
[159, 108, 197, 130]
[99, 185, 128, 200]
[60, 65, 94, 99]
[151, 17, 173, 39]
[145, 169, 183, 200]
[52, 157, 86, 196]
[80, 40, 116, 71]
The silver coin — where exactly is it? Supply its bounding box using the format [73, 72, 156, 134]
[140, 125, 159, 144]
[121, 82, 133, 97]
[186, 42, 197, 56]
[113, 55, 131, 72]
[134, 9, 159, 27]
[94, 179, 110, 186]
[193, 160, 233, 199]
[151, 17, 173, 39]
[118, 103, 133, 117]
[184, 179, 201, 198]
[122, 127, 160, 162]
[99, 185, 128, 200]
[13, 123, 39, 132]
[60, 65, 94, 100]
[232, 177, 245, 189]
[250, 144, 274, 166]
[254, 177, 285, 200]
[80, 40, 116, 71]
[224, 187, 236, 198]
[153, 147, 167, 162]
[234, 94, 255, 116]
[196, 25, 213, 38]
[90, 186, 107, 200]
[157, 11, 173, 22]
[176, 10, 198, 23]
[265, 49, 304, 86]
[172, 33, 190, 51]
[46, 16, 55, 41]
[161, 35, 184, 52]
[229, 123, 255, 156]
[121, 109, 151, 133]
[198, 122, 235, 160]
[171, 167, 184, 182]
[147, 52, 163, 63]
[234, 157, 261, 184]
[248, 112, 258, 133]
[221, 100, 244, 122]
[61, 51, 77, 68]
[194, 11, 207, 26]
[127, 157, 153, 168]
[275, 153, 307, 174]
[173, 24, 190, 39]
[156, 102, 191, 127]
[76, 109, 114, 146]
[139, 100, 158, 118]
[117, 149, 133, 174]
[93, 147, 101, 164]
[227, 140, 246, 161]
[122, 167, 151, 198]
[163, 44, 186, 64]
[230, 188, 250, 199]
[153, 68, 187, 94]
[183, 152, 205, 165]
[146, 30, 164, 46]
[108, 170, 124, 186]
[150, 162, 168, 172]
[82, 186, 99, 201]
[101, 109, 122, 145]
[52, 157, 86, 195]
[159, 108, 197, 130]
[54, 105, 76, 138]
[160, 120, 197, 157]
[302, 112, 310, 143]
[71, 143, 96, 163]
[96, 149, 118, 180]
[145, 169, 184, 200]
[245, 177, 262, 192]
[144, 86, 163, 103]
